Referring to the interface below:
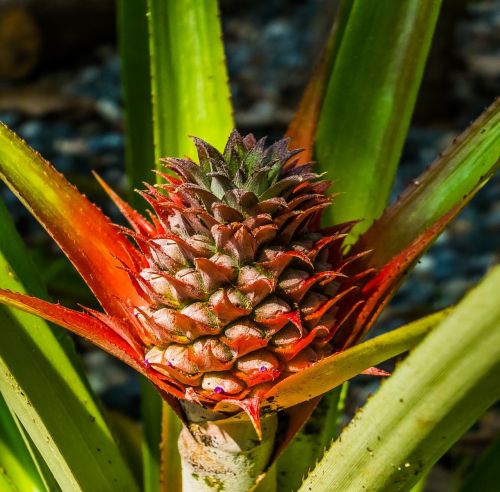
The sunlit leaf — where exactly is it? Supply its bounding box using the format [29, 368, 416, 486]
[264, 309, 448, 411]
[0, 394, 46, 492]
[147, 0, 234, 163]
[0, 199, 139, 491]
[0, 124, 141, 315]
[356, 97, 500, 267]
[139, 2, 234, 489]
[0, 290, 142, 369]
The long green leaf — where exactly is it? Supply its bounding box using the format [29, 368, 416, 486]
[299, 266, 500, 492]
[117, 0, 167, 487]
[0, 470, 15, 492]
[140, 379, 163, 492]
[264, 309, 449, 411]
[316, 0, 441, 236]
[0, 395, 46, 492]
[356, 97, 500, 267]
[117, 0, 155, 210]
[3, 406, 60, 492]
[160, 403, 182, 492]
[0, 202, 138, 491]
[147, 0, 234, 163]
[141, 3, 234, 490]
[285, 0, 352, 164]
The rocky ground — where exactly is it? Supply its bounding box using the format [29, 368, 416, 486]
[0, 1, 498, 489]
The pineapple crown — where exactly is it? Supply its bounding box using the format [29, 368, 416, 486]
[161, 130, 327, 215]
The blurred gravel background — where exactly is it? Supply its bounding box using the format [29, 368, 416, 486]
[0, 1, 499, 489]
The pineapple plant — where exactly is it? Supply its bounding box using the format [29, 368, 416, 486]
[0, 1, 499, 491]
[0, 129, 377, 428]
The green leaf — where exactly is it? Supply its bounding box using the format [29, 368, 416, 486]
[147, 0, 234, 163]
[139, 3, 234, 490]
[0, 202, 138, 491]
[140, 379, 163, 492]
[285, 0, 353, 163]
[117, 2, 185, 489]
[264, 309, 449, 411]
[117, 0, 155, 211]
[459, 433, 500, 492]
[316, 0, 442, 236]
[410, 476, 428, 492]
[161, 403, 182, 492]
[139, 382, 182, 492]
[106, 411, 143, 487]
[0, 394, 46, 492]
[356, 97, 500, 267]
[0, 470, 15, 492]
[276, 385, 346, 491]
[299, 265, 500, 492]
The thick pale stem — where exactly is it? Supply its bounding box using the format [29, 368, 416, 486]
[178, 412, 277, 492]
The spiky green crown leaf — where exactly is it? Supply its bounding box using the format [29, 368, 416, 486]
[162, 130, 325, 212]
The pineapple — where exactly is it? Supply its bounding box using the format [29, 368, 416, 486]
[117, 130, 368, 409]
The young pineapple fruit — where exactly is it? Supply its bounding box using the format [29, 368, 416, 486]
[126, 130, 365, 407]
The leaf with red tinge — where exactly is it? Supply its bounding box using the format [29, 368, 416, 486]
[0, 289, 141, 368]
[216, 397, 263, 440]
[0, 124, 142, 316]
[362, 367, 391, 377]
[355, 97, 500, 268]
[344, 206, 460, 348]
[285, 36, 334, 165]
[93, 171, 156, 236]
[0, 289, 186, 401]
[285, 2, 350, 165]
[263, 309, 449, 411]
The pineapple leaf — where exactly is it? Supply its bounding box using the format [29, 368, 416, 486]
[276, 386, 346, 491]
[0, 123, 142, 316]
[0, 308, 139, 491]
[0, 394, 46, 492]
[0, 203, 139, 491]
[147, 0, 234, 163]
[160, 402, 183, 492]
[356, 96, 500, 268]
[140, 379, 164, 492]
[116, 0, 155, 211]
[316, 0, 442, 236]
[345, 205, 462, 346]
[298, 266, 500, 492]
[143, 2, 233, 488]
[0, 290, 143, 370]
[459, 432, 500, 492]
[263, 309, 449, 411]
[285, 0, 352, 164]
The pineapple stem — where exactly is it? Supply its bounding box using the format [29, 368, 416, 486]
[178, 413, 277, 491]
